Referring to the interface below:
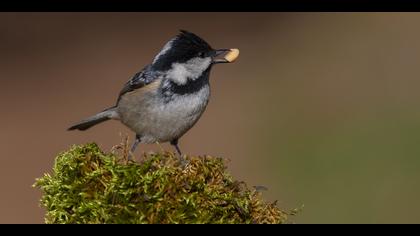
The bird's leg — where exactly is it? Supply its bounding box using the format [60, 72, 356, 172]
[170, 139, 187, 166]
[170, 139, 182, 156]
[128, 134, 141, 161]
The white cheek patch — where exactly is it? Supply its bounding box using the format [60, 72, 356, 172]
[167, 63, 189, 85]
[167, 57, 212, 85]
[152, 39, 174, 64]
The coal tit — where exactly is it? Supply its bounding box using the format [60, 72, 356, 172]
[68, 30, 239, 159]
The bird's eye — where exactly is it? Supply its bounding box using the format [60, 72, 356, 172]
[198, 52, 205, 57]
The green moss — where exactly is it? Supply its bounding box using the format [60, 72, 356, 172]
[34, 143, 289, 224]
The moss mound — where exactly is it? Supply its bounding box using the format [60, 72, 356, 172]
[34, 143, 288, 224]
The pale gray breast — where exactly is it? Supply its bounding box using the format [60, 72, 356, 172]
[117, 80, 210, 143]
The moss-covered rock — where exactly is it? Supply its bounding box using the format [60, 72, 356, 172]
[34, 143, 289, 224]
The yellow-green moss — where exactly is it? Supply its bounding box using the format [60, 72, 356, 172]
[34, 143, 289, 224]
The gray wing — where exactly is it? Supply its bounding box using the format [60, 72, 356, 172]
[117, 65, 159, 103]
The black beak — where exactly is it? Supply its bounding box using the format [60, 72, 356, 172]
[211, 49, 231, 64]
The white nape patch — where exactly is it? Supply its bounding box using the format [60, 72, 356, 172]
[152, 39, 174, 64]
[166, 57, 212, 85]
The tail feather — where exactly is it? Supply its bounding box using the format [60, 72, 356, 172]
[68, 107, 118, 131]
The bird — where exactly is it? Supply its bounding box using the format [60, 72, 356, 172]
[68, 30, 239, 160]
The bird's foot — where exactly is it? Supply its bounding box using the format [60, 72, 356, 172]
[127, 152, 134, 162]
[175, 154, 189, 168]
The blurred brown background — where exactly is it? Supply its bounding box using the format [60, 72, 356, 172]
[2, 13, 420, 223]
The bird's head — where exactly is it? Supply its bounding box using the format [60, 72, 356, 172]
[151, 30, 238, 85]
